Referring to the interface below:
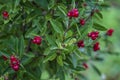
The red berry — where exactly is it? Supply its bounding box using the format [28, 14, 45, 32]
[10, 55, 16, 60]
[67, 8, 79, 18]
[80, 19, 85, 26]
[2, 55, 8, 61]
[2, 11, 9, 19]
[88, 31, 99, 40]
[77, 40, 84, 48]
[12, 65, 19, 71]
[83, 63, 88, 69]
[32, 36, 42, 45]
[11, 59, 19, 65]
[88, 33, 92, 37]
[10, 55, 20, 71]
[93, 42, 100, 51]
[106, 29, 114, 36]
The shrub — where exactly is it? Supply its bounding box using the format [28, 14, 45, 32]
[0, 0, 114, 80]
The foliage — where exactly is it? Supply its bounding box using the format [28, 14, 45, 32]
[0, 0, 116, 80]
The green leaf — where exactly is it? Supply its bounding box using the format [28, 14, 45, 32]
[14, 0, 20, 7]
[46, 35, 56, 46]
[24, 52, 35, 58]
[18, 36, 24, 58]
[57, 56, 63, 66]
[96, 12, 103, 19]
[66, 30, 73, 38]
[43, 53, 57, 63]
[71, 0, 76, 8]
[14, 37, 19, 54]
[58, 4, 67, 16]
[56, 67, 65, 80]
[76, 25, 82, 38]
[73, 66, 85, 71]
[91, 64, 101, 76]
[25, 27, 39, 38]
[34, 0, 48, 9]
[0, 51, 9, 57]
[70, 54, 77, 68]
[68, 38, 77, 46]
[21, 57, 33, 65]
[93, 23, 107, 31]
[50, 19, 63, 34]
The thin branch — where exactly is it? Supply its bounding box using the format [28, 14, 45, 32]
[63, 18, 71, 42]
[26, 39, 32, 53]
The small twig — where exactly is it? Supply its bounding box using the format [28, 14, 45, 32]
[26, 39, 32, 53]
[85, 3, 98, 22]
[12, 73, 17, 80]
[63, 18, 71, 42]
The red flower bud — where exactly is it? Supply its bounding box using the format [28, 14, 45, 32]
[93, 42, 100, 51]
[106, 29, 114, 36]
[88, 31, 99, 40]
[83, 63, 88, 69]
[80, 19, 85, 26]
[32, 36, 42, 45]
[77, 40, 84, 48]
[12, 64, 19, 71]
[2, 11, 9, 19]
[67, 9, 79, 18]
[10, 55, 20, 71]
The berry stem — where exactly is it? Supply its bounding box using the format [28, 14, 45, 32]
[26, 39, 32, 53]
[85, 3, 98, 22]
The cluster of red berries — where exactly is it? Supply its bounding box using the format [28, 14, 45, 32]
[77, 31, 100, 51]
[2, 11, 9, 19]
[93, 42, 100, 51]
[77, 40, 84, 48]
[67, 8, 79, 18]
[88, 31, 99, 40]
[67, 9, 86, 26]
[32, 36, 42, 45]
[10, 55, 20, 71]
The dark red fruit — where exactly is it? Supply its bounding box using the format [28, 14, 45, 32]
[83, 63, 88, 69]
[77, 40, 84, 48]
[32, 36, 42, 45]
[2, 11, 9, 19]
[67, 9, 79, 18]
[2, 55, 8, 61]
[10, 55, 20, 71]
[106, 29, 114, 36]
[93, 42, 100, 51]
[80, 19, 85, 26]
[88, 31, 99, 40]
[12, 64, 19, 71]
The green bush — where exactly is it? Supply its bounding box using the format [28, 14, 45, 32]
[0, 0, 115, 80]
